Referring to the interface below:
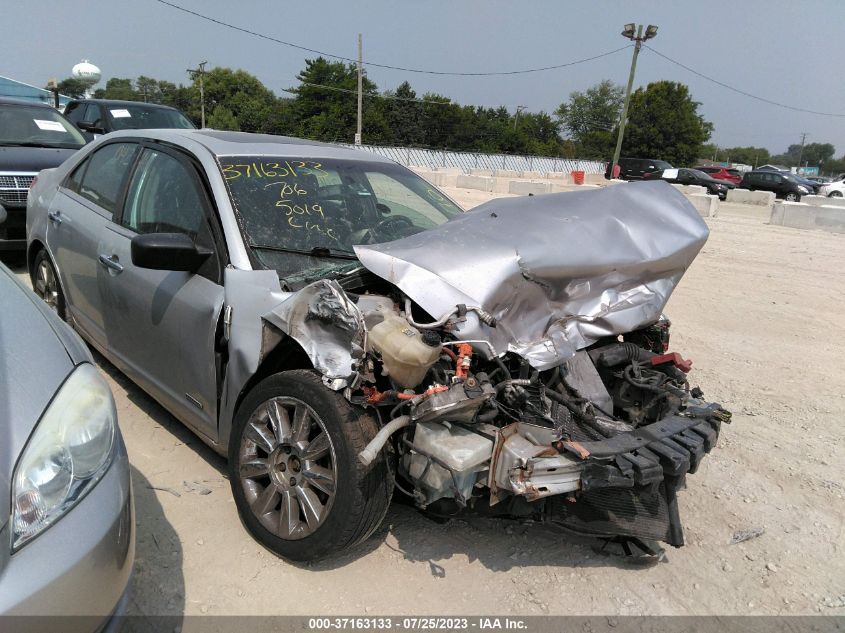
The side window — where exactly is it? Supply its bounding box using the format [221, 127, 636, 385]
[66, 157, 89, 193]
[123, 148, 220, 279]
[77, 143, 139, 216]
[64, 103, 84, 124]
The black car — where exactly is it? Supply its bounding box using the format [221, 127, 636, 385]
[739, 170, 809, 201]
[64, 99, 195, 140]
[0, 97, 87, 253]
[643, 167, 735, 200]
[605, 157, 673, 181]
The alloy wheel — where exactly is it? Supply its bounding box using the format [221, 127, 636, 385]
[238, 397, 337, 540]
[34, 259, 59, 311]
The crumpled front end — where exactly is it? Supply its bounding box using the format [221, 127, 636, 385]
[247, 182, 728, 551]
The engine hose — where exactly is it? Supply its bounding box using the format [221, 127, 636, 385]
[358, 415, 411, 467]
[600, 342, 686, 384]
[404, 298, 497, 329]
[494, 378, 533, 394]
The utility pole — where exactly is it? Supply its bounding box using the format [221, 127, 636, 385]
[513, 105, 526, 130]
[797, 132, 808, 174]
[611, 23, 658, 178]
[356, 34, 363, 146]
[187, 61, 207, 128]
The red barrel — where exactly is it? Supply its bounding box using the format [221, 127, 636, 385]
[571, 170, 585, 185]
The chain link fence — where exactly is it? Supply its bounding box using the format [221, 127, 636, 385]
[338, 143, 606, 174]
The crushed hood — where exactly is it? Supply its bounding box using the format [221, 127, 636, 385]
[355, 180, 709, 369]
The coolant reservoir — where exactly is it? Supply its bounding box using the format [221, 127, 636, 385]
[369, 315, 441, 388]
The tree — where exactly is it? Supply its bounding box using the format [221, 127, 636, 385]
[93, 78, 138, 101]
[620, 81, 713, 166]
[555, 80, 623, 159]
[206, 105, 239, 130]
[48, 77, 88, 99]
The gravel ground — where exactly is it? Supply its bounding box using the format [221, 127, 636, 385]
[9, 190, 844, 617]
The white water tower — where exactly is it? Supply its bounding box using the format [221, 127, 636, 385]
[71, 60, 101, 97]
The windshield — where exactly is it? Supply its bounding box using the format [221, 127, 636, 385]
[0, 104, 86, 148]
[221, 156, 463, 277]
[106, 105, 195, 130]
[688, 169, 711, 179]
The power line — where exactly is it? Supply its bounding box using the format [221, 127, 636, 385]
[645, 45, 845, 118]
[153, 0, 631, 76]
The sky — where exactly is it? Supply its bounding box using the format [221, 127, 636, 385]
[5, 0, 845, 158]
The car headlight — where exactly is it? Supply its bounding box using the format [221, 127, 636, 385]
[798, 186, 809, 194]
[11, 363, 116, 550]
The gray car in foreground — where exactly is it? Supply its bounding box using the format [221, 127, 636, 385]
[0, 262, 133, 631]
[27, 129, 729, 563]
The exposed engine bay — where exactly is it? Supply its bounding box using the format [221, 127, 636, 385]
[344, 289, 730, 549]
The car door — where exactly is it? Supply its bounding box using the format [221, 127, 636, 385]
[97, 143, 225, 439]
[47, 141, 140, 349]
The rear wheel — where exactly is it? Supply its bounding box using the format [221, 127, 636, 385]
[229, 370, 393, 561]
[829, 190, 843, 198]
[32, 250, 65, 320]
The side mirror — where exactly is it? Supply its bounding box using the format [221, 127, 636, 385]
[376, 202, 392, 215]
[131, 232, 211, 272]
[77, 121, 105, 134]
[0, 204, 6, 226]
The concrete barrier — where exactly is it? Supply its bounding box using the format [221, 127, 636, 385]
[770, 202, 845, 234]
[584, 173, 607, 185]
[672, 184, 708, 196]
[726, 189, 775, 206]
[508, 181, 552, 195]
[410, 169, 458, 188]
[469, 168, 494, 177]
[494, 169, 523, 178]
[686, 194, 719, 218]
[545, 172, 571, 181]
[455, 174, 494, 192]
[802, 195, 845, 208]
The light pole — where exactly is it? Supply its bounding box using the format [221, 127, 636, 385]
[610, 23, 658, 178]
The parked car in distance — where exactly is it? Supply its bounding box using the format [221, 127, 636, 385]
[27, 129, 728, 563]
[605, 157, 673, 181]
[819, 177, 845, 198]
[695, 166, 742, 186]
[806, 176, 831, 185]
[0, 261, 133, 627]
[0, 97, 87, 253]
[64, 99, 195, 140]
[643, 167, 735, 199]
[739, 169, 809, 201]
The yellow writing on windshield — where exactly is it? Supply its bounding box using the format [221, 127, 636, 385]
[267, 179, 338, 242]
[221, 160, 326, 180]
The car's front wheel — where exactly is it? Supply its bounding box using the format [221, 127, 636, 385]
[229, 370, 393, 561]
[829, 190, 843, 198]
[32, 250, 66, 320]
[785, 192, 799, 202]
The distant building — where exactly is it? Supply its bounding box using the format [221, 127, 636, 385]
[0, 75, 71, 108]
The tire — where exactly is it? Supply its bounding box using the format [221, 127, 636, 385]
[32, 249, 66, 321]
[785, 192, 799, 202]
[830, 191, 843, 198]
[229, 369, 393, 561]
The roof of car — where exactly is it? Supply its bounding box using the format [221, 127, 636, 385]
[69, 99, 180, 111]
[0, 96, 55, 108]
[107, 129, 396, 164]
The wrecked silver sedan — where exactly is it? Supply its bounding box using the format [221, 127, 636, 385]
[27, 130, 729, 561]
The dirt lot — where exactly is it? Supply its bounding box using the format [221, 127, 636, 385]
[10, 190, 845, 617]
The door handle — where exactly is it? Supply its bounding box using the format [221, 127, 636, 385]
[98, 254, 124, 273]
[48, 210, 62, 225]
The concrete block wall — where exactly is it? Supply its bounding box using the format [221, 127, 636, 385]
[770, 202, 845, 234]
[687, 194, 719, 218]
[672, 184, 708, 196]
[455, 174, 495, 192]
[508, 181, 552, 195]
[726, 189, 775, 206]
[802, 195, 845, 208]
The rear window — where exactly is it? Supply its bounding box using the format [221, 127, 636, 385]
[106, 104, 195, 131]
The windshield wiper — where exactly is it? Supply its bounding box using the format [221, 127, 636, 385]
[0, 141, 82, 149]
[248, 244, 358, 260]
